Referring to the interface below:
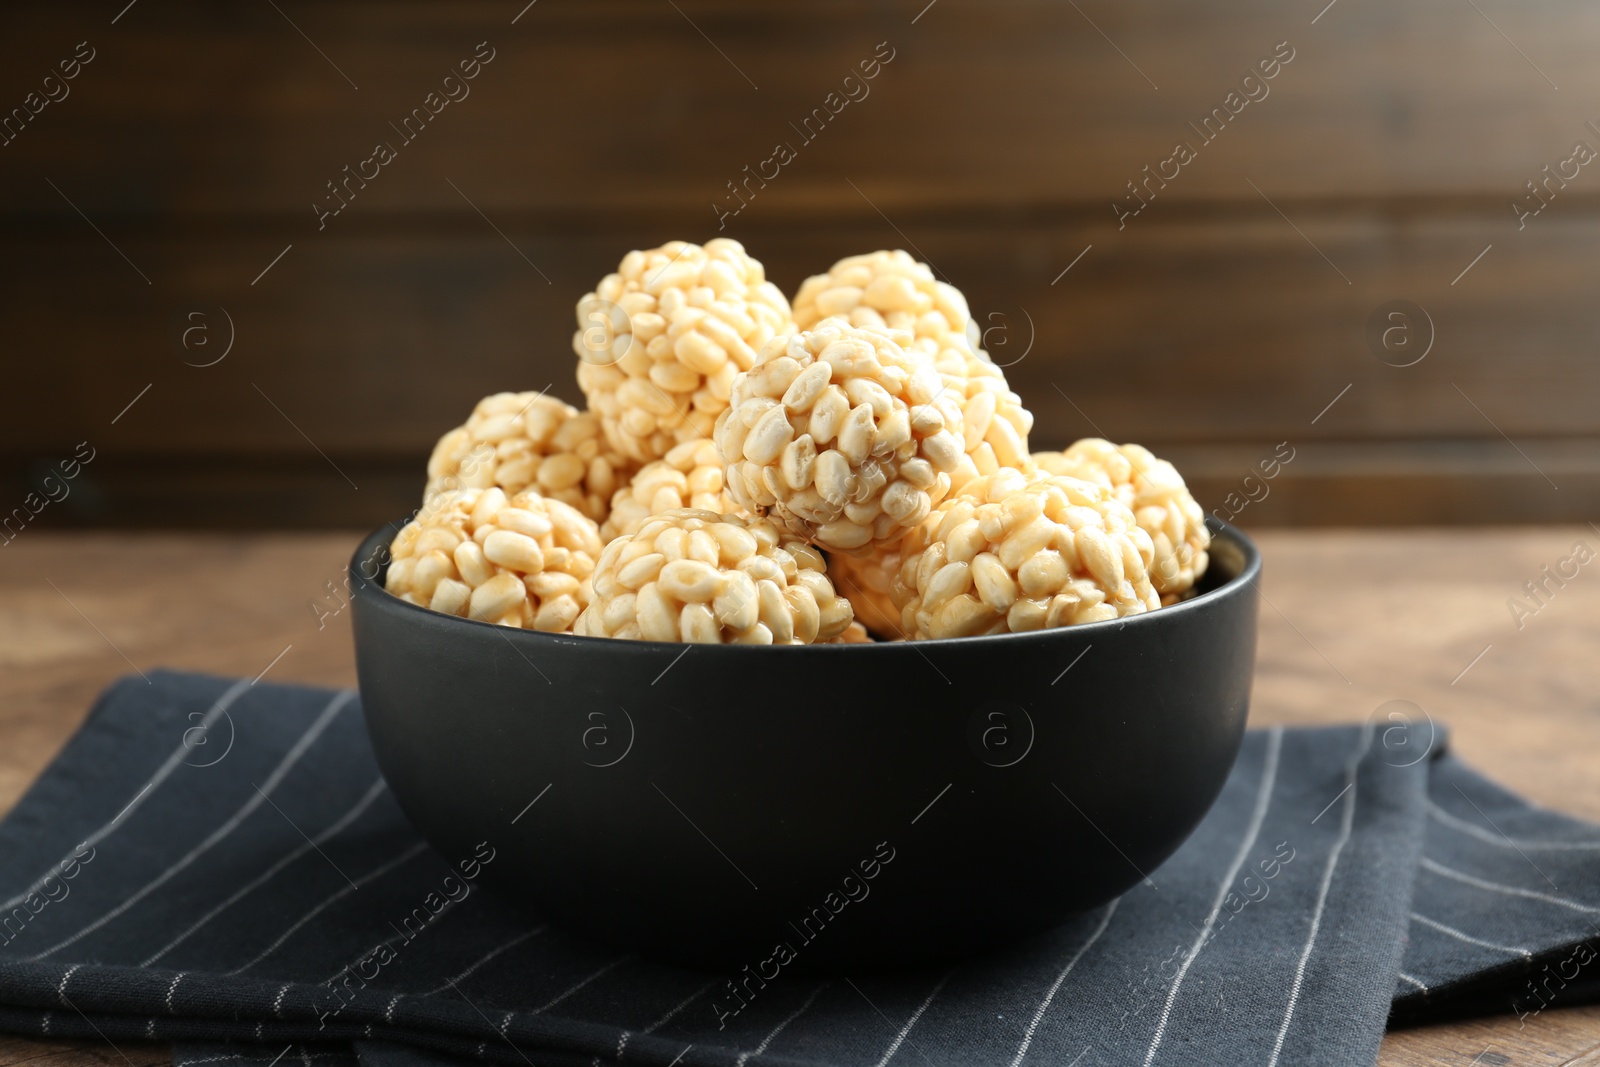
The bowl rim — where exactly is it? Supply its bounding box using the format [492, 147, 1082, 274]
[350, 515, 1260, 653]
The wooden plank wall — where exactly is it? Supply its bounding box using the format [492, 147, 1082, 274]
[1, 0, 1597, 529]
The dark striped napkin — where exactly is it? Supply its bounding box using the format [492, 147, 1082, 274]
[0, 672, 1595, 1067]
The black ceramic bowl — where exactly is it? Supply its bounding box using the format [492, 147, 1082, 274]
[349, 517, 1259, 973]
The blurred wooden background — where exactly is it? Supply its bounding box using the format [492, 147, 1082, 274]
[2, 0, 1598, 529]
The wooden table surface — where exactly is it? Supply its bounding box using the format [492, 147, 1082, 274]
[2, 528, 1598, 1067]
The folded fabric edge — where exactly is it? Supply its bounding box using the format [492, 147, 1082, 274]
[0, 998, 696, 1067]
[1389, 937, 1600, 1029]
[172, 1040, 358, 1067]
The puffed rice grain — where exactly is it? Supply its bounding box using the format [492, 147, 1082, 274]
[575, 508, 853, 644]
[829, 621, 874, 644]
[826, 548, 906, 639]
[791, 250, 1033, 489]
[386, 487, 603, 632]
[1033, 440, 1209, 597]
[599, 438, 740, 542]
[575, 239, 795, 464]
[793, 249, 971, 339]
[424, 391, 632, 525]
[891, 468, 1159, 639]
[716, 319, 964, 554]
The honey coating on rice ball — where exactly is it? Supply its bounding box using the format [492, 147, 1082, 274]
[792, 249, 1033, 489]
[574, 239, 795, 465]
[891, 468, 1160, 640]
[599, 439, 738, 542]
[826, 548, 906, 640]
[576, 508, 854, 645]
[386, 487, 603, 633]
[1033, 440, 1209, 598]
[424, 392, 631, 525]
[716, 319, 965, 554]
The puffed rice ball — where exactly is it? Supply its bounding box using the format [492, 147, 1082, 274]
[575, 509, 854, 644]
[792, 249, 1033, 488]
[793, 249, 971, 337]
[891, 468, 1159, 640]
[826, 549, 906, 639]
[574, 239, 795, 464]
[716, 319, 965, 554]
[424, 392, 631, 525]
[934, 341, 1034, 490]
[386, 487, 602, 632]
[1033, 440, 1209, 598]
[599, 439, 738, 542]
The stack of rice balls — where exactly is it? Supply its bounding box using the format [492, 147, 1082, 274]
[384, 240, 1211, 645]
